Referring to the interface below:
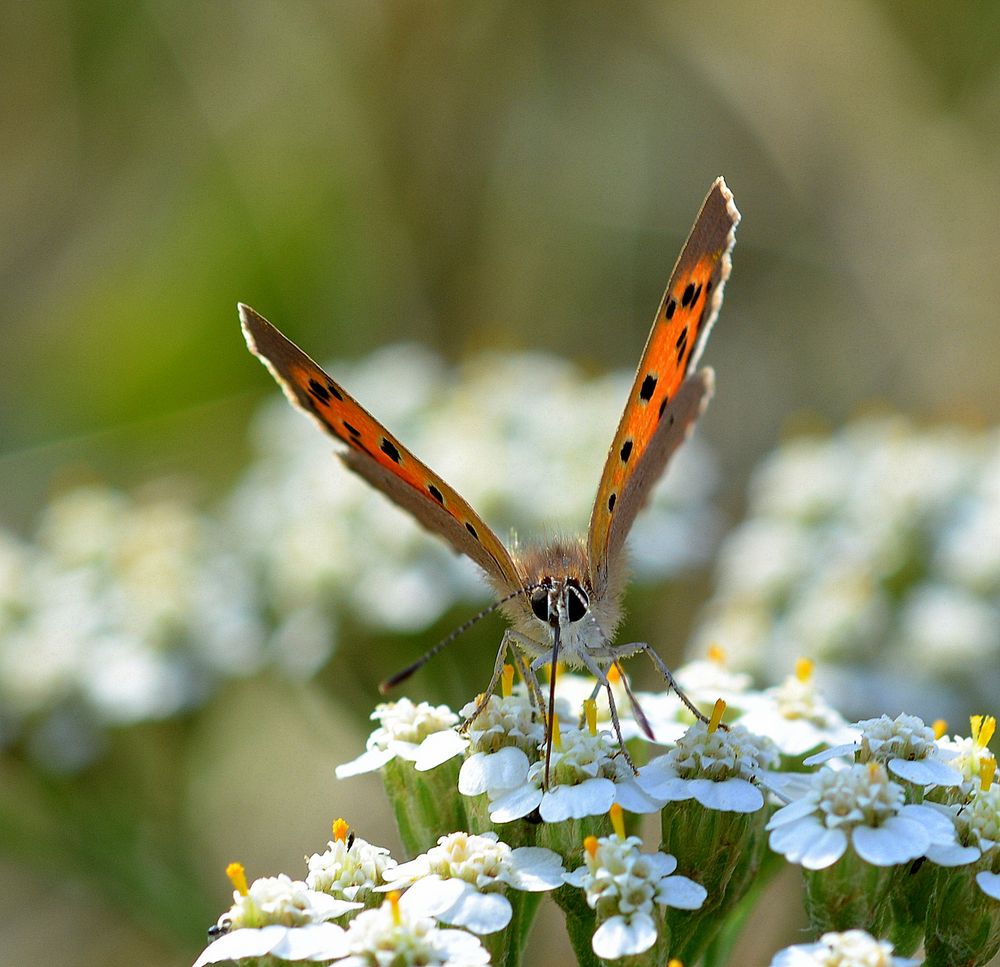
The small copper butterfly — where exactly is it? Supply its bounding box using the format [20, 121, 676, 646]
[240, 177, 740, 776]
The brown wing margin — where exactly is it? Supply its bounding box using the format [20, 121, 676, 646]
[239, 304, 521, 591]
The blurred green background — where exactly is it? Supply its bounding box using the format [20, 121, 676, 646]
[3, 3, 999, 965]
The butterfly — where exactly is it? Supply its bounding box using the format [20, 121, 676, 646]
[240, 176, 740, 779]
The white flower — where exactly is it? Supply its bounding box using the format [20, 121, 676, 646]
[563, 833, 706, 959]
[330, 893, 490, 966]
[306, 821, 397, 901]
[806, 713, 963, 788]
[484, 726, 661, 823]
[770, 928, 920, 966]
[637, 721, 776, 813]
[736, 660, 858, 757]
[194, 874, 360, 966]
[935, 715, 997, 792]
[767, 763, 957, 869]
[925, 782, 1000, 869]
[336, 699, 465, 778]
[381, 831, 564, 934]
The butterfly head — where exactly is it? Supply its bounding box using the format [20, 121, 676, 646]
[529, 576, 590, 628]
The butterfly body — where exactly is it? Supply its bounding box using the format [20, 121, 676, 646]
[240, 177, 739, 758]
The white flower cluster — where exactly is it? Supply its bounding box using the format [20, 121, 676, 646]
[690, 417, 1000, 718]
[563, 833, 707, 959]
[0, 346, 719, 771]
[770, 929, 919, 966]
[0, 488, 266, 770]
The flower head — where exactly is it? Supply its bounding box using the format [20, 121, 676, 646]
[381, 830, 564, 934]
[769, 928, 919, 966]
[336, 698, 465, 777]
[563, 818, 706, 959]
[306, 819, 397, 904]
[767, 762, 955, 869]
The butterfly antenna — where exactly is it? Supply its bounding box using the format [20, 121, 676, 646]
[379, 584, 542, 694]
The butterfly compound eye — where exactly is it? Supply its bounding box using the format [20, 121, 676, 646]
[566, 579, 589, 623]
[530, 589, 549, 623]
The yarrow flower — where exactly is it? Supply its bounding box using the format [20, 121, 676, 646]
[194, 864, 360, 966]
[483, 719, 661, 824]
[769, 928, 920, 966]
[737, 658, 858, 758]
[381, 831, 564, 933]
[936, 714, 998, 794]
[306, 819, 396, 905]
[767, 762, 955, 869]
[335, 698, 465, 777]
[807, 712, 963, 788]
[637, 717, 777, 813]
[329, 891, 490, 966]
[563, 806, 707, 959]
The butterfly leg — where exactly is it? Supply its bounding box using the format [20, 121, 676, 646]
[614, 642, 712, 725]
[576, 652, 637, 775]
[458, 630, 518, 733]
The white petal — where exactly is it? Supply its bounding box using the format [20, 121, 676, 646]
[800, 827, 850, 870]
[803, 743, 857, 766]
[767, 797, 822, 830]
[398, 876, 469, 918]
[380, 857, 430, 886]
[306, 892, 363, 920]
[540, 778, 615, 822]
[562, 866, 588, 888]
[192, 926, 287, 967]
[758, 772, 815, 803]
[271, 923, 348, 961]
[489, 784, 542, 823]
[504, 847, 566, 891]
[435, 928, 492, 965]
[334, 746, 394, 778]
[386, 739, 422, 762]
[414, 729, 468, 771]
[614, 777, 666, 813]
[645, 853, 678, 878]
[976, 871, 1000, 900]
[592, 912, 657, 958]
[926, 842, 980, 866]
[691, 777, 763, 813]
[459, 747, 529, 796]
[888, 757, 963, 787]
[852, 817, 928, 866]
[900, 803, 959, 846]
[639, 775, 693, 802]
[658, 875, 707, 910]
[441, 889, 512, 934]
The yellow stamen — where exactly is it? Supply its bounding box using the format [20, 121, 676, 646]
[584, 835, 598, 858]
[976, 716, 996, 749]
[867, 761, 885, 782]
[795, 657, 814, 683]
[608, 662, 622, 684]
[981, 755, 997, 792]
[502, 664, 515, 698]
[584, 699, 598, 736]
[971, 715, 984, 742]
[708, 698, 726, 733]
[387, 890, 402, 926]
[226, 862, 249, 896]
[707, 643, 726, 665]
[332, 818, 349, 843]
[609, 803, 625, 839]
[668, 960, 684, 967]
[550, 713, 562, 749]
[932, 719, 948, 740]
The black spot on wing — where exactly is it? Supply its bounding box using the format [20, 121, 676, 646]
[639, 374, 658, 402]
[343, 421, 361, 438]
[608, 492, 616, 512]
[308, 379, 330, 404]
[620, 439, 633, 463]
[665, 299, 677, 320]
[428, 483, 444, 504]
[465, 521, 479, 540]
[327, 382, 344, 401]
[682, 282, 695, 308]
[380, 438, 402, 463]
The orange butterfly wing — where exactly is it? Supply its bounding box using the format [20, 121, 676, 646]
[587, 177, 740, 594]
[240, 305, 522, 592]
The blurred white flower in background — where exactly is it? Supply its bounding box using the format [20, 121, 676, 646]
[690, 418, 1000, 721]
[0, 347, 719, 771]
